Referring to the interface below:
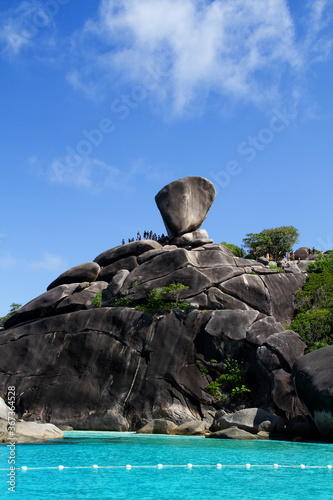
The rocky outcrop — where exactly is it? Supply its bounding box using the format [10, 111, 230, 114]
[138, 419, 178, 434]
[0, 398, 63, 443]
[137, 418, 206, 435]
[47, 262, 100, 290]
[292, 346, 333, 441]
[0, 419, 63, 443]
[155, 176, 216, 238]
[0, 238, 307, 431]
[207, 427, 268, 440]
[210, 408, 285, 434]
[0, 176, 310, 435]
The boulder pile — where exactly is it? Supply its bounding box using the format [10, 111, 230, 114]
[0, 176, 317, 439]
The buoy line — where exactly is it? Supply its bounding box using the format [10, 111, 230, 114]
[0, 464, 332, 471]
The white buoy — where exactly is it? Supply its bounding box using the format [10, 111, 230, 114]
[21, 466, 27, 471]
[217, 464, 222, 469]
[58, 465, 64, 470]
[274, 464, 279, 468]
[126, 464, 132, 470]
[300, 464, 305, 469]
[157, 464, 163, 469]
[328, 465, 332, 469]
[93, 465, 99, 469]
[246, 463, 251, 469]
[187, 463, 193, 469]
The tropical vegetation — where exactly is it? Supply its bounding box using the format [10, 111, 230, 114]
[242, 226, 299, 260]
[288, 253, 333, 351]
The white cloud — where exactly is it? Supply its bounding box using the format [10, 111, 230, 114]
[0, 252, 67, 271]
[0, 1, 55, 56]
[67, 0, 333, 115]
[29, 252, 67, 271]
[0, 254, 23, 269]
[66, 70, 106, 102]
[48, 156, 131, 193]
[302, 0, 333, 63]
[47, 155, 170, 194]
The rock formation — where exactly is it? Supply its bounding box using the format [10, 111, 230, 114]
[0, 176, 313, 438]
[0, 397, 63, 443]
[292, 346, 333, 442]
[155, 176, 216, 238]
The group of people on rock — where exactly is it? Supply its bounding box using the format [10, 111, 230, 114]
[121, 230, 166, 245]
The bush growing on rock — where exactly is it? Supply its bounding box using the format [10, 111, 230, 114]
[221, 242, 245, 258]
[135, 283, 189, 314]
[0, 303, 22, 323]
[91, 291, 103, 308]
[206, 359, 251, 405]
[288, 253, 333, 351]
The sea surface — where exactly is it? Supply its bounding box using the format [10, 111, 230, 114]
[1, 431, 333, 499]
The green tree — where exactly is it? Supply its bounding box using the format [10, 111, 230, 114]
[243, 226, 299, 260]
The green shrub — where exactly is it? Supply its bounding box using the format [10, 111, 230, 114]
[306, 252, 333, 273]
[221, 242, 245, 258]
[206, 359, 250, 402]
[91, 291, 103, 308]
[135, 283, 189, 314]
[111, 297, 133, 307]
[268, 264, 283, 272]
[131, 276, 140, 288]
[0, 303, 22, 323]
[289, 253, 333, 351]
[289, 309, 333, 348]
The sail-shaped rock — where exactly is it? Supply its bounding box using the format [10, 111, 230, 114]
[155, 176, 216, 238]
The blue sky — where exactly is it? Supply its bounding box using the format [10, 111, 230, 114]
[1, 0, 333, 316]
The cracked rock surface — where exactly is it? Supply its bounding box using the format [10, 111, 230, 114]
[0, 240, 307, 430]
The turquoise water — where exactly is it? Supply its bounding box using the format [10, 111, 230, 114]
[1, 432, 333, 499]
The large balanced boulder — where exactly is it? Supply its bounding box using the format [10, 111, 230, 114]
[292, 346, 333, 441]
[155, 176, 216, 238]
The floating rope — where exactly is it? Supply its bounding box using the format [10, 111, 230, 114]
[0, 464, 332, 471]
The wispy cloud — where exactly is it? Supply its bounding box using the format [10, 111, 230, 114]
[29, 252, 67, 271]
[0, 252, 67, 271]
[66, 0, 333, 115]
[48, 156, 133, 193]
[302, 0, 333, 63]
[47, 155, 171, 194]
[0, 1, 48, 56]
[0, 0, 67, 58]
